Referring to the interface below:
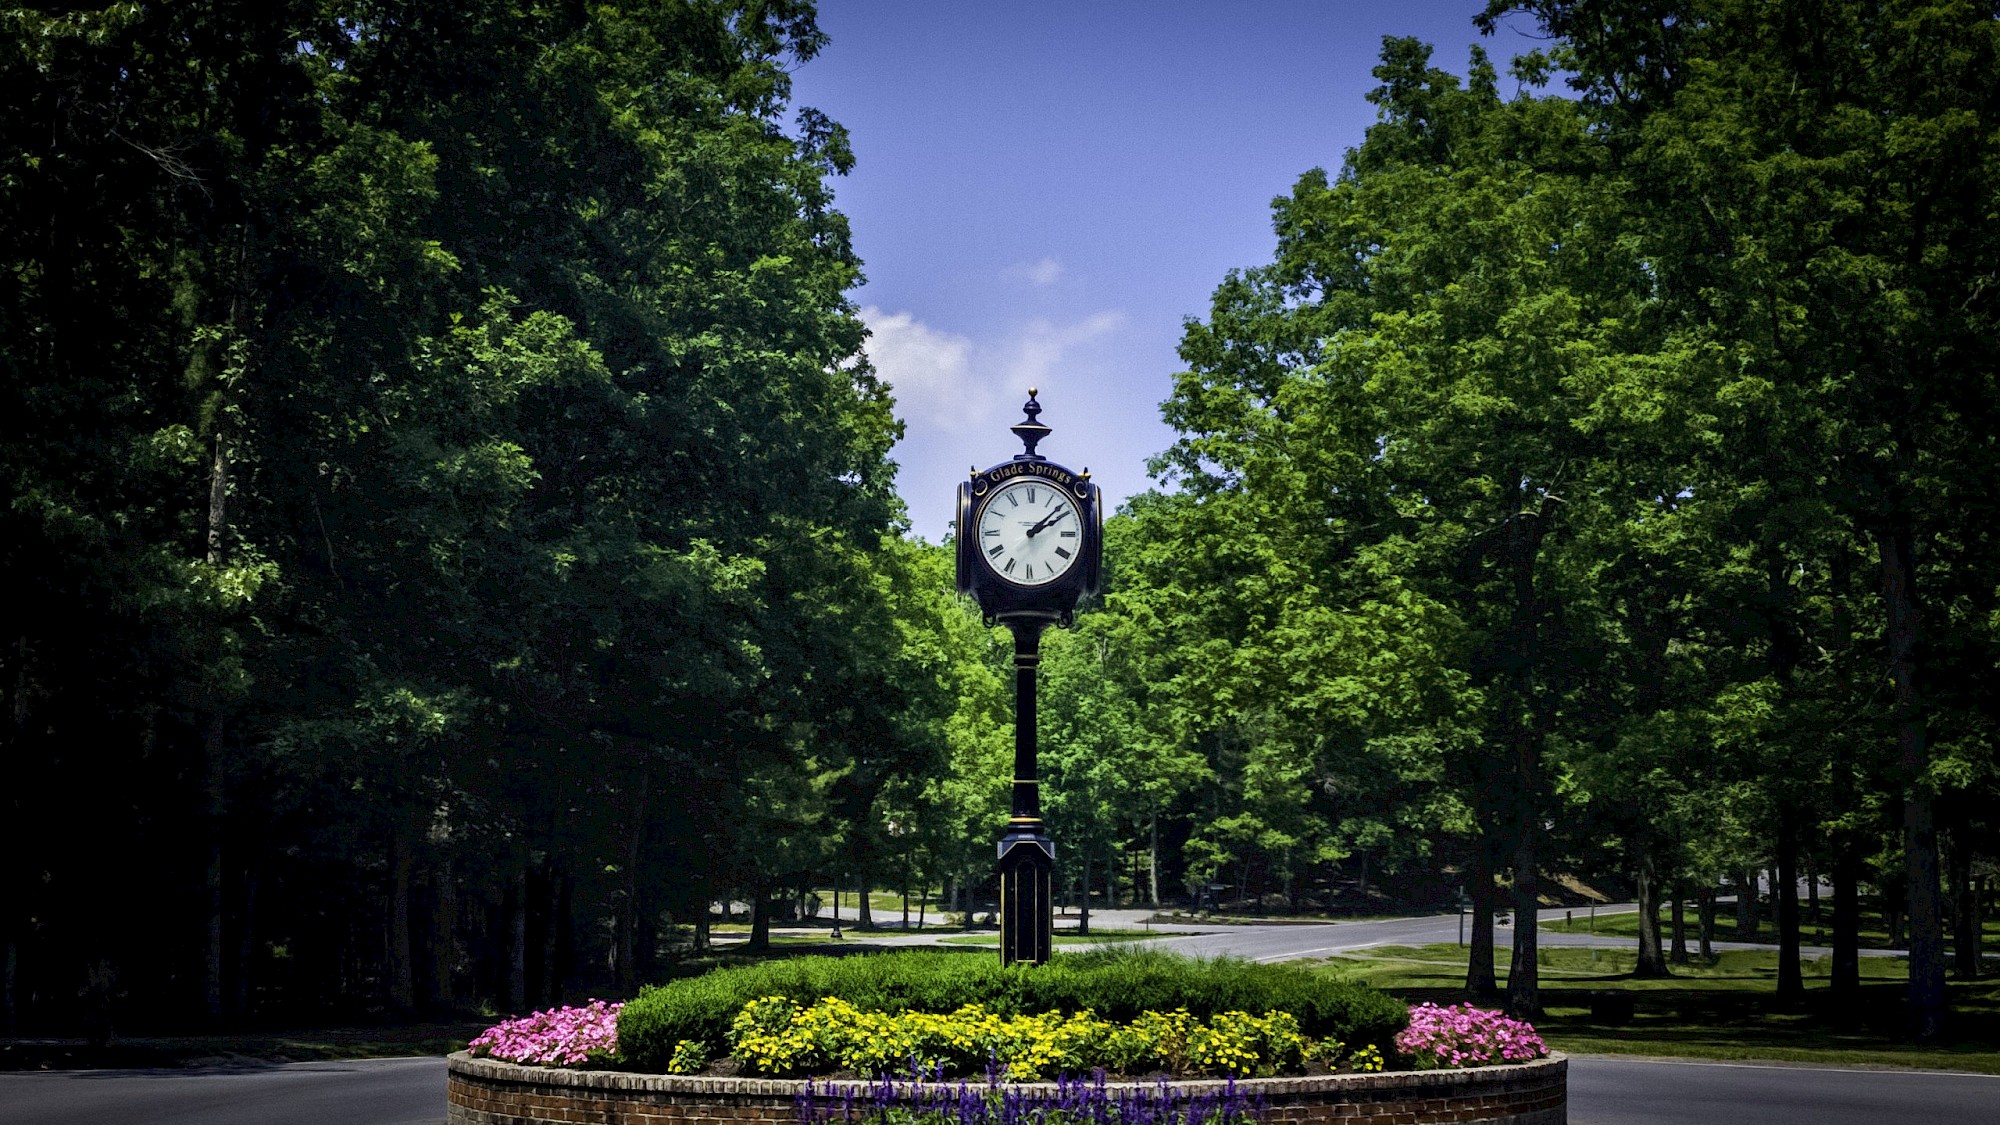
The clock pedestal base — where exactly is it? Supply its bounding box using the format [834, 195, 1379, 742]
[997, 828, 1055, 966]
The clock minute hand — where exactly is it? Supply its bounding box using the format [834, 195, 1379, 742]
[1024, 509, 1069, 537]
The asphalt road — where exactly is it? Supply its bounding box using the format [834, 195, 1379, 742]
[1080, 903, 1647, 961]
[2, 912, 1987, 1125]
[0, 1056, 442, 1125]
[1568, 1056, 2000, 1125]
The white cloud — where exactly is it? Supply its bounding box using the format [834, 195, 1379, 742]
[1015, 257, 1064, 287]
[999, 312, 1125, 394]
[861, 306, 1125, 436]
[860, 307, 989, 431]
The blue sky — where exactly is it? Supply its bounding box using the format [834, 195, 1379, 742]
[787, 2, 1550, 540]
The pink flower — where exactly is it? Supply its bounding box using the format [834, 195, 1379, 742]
[1393, 1003, 1546, 1069]
[469, 999, 625, 1068]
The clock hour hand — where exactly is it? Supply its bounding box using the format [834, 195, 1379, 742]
[1024, 508, 1070, 538]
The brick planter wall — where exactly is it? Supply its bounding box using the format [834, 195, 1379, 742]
[446, 1052, 1566, 1125]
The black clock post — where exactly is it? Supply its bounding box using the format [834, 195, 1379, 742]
[955, 390, 1102, 966]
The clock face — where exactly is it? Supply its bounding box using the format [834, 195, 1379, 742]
[975, 478, 1083, 587]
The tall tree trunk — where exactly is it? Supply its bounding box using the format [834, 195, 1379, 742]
[1635, 849, 1668, 977]
[199, 223, 255, 1026]
[1830, 842, 1862, 1005]
[431, 859, 456, 1008]
[1148, 813, 1160, 907]
[508, 867, 528, 1012]
[1807, 858, 1821, 927]
[3, 940, 16, 1036]
[549, 873, 573, 1006]
[1948, 832, 1979, 979]
[1737, 868, 1758, 939]
[1776, 809, 1803, 1003]
[856, 873, 873, 930]
[748, 884, 770, 950]
[202, 714, 227, 1023]
[1669, 890, 1689, 965]
[1880, 518, 1946, 1040]
[2, 637, 22, 1035]
[1466, 840, 1498, 999]
[388, 829, 416, 1015]
[616, 771, 649, 994]
[1508, 827, 1541, 1017]
[1078, 852, 1093, 936]
[1697, 885, 1715, 960]
[234, 866, 257, 1017]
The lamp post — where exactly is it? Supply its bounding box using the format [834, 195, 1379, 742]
[955, 390, 1102, 966]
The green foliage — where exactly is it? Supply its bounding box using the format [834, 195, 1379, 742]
[617, 949, 1407, 1073]
[0, 0, 910, 1026]
[666, 1038, 710, 1075]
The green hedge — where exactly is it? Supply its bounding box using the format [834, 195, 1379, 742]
[616, 948, 1407, 1075]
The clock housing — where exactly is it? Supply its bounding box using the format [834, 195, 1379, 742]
[956, 456, 1102, 625]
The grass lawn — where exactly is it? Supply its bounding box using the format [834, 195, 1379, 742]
[937, 929, 1168, 948]
[1543, 901, 2000, 952]
[1320, 941, 2000, 1074]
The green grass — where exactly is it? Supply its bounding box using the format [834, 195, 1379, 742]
[936, 929, 1166, 947]
[1319, 941, 2000, 1074]
[1543, 903, 2000, 951]
[706, 933, 830, 947]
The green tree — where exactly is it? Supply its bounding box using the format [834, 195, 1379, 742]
[1489, 0, 2000, 1037]
[0, 0, 902, 1025]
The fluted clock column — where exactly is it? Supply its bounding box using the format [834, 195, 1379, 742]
[953, 389, 1101, 968]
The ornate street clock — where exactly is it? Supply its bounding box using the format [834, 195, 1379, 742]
[954, 389, 1102, 966]
[955, 390, 1103, 624]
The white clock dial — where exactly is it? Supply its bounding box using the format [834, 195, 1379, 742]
[976, 478, 1082, 587]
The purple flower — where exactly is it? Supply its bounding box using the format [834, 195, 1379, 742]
[791, 1068, 1265, 1125]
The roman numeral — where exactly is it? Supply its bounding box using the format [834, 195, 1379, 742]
[1055, 547, 1072, 559]
[1059, 530, 1077, 537]
[1008, 492, 1019, 507]
[1027, 487, 1037, 503]
[988, 544, 1004, 557]
[983, 529, 999, 536]
[1003, 558, 1017, 574]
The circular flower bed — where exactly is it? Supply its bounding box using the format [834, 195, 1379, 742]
[455, 956, 1563, 1125]
[467, 995, 1545, 1080]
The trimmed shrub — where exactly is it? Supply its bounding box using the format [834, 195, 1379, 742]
[617, 948, 1406, 1075]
